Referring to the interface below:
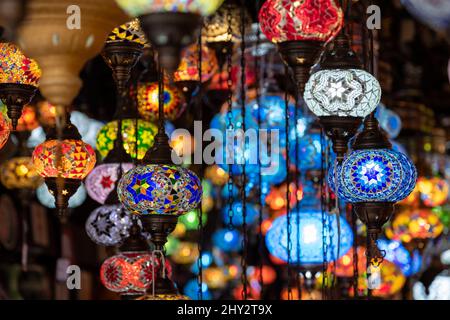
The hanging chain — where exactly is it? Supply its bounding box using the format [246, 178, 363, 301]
[239, 2, 248, 300]
[226, 7, 235, 231]
[196, 30, 204, 301]
[284, 65, 293, 300]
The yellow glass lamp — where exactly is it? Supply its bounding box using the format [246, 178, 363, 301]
[0, 156, 42, 189]
[417, 177, 449, 207]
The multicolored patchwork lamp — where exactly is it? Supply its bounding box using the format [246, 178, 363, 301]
[173, 43, 218, 104]
[304, 30, 381, 161]
[330, 116, 417, 264]
[0, 42, 40, 130]
[259, 0, 343, 94]
[115, 0, 224, 75]
[118, 67, 201, 299]
[32, 116, 96, 218]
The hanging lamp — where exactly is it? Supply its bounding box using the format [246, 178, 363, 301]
[0, 42, 40, 130]
[17, 0, 128, 108]
[259, 0, 344, 94]
[115, 0, 224, 75]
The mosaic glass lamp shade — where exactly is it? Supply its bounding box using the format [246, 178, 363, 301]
[266, 210, 353, 265]
[377, 239, 421, 277]
[0, 42, 41, 86]
[118, 164, 202, 215]
[212, 228, 241, 252]
[36, 182, 86, 208]
[96, 119, 158, 160]
[330, 149, 417, 203]
[115, 0, 223, 17]
[174, 44, 218, 83]
[401, 0, 450, 31]
[100, 251, 155, 295]
[86, 163, 134, 204]
[32, 139, 96, 180]
[137, 294, 190, 300]
[106, 19, 148, 46]
[0, 111, 10, 149]
[259, 0, 343, 43]
[85, 204, 134, 246]
[386, 209, 444, 243]
[0, 156, 43, 189]
[202, 3, 244, 43]
[220, 201, 259, 227]
[304, 69, 381, 118]
[137, 82, 184, 122]
[16, 105, 39, 132]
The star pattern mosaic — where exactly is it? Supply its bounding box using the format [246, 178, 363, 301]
[118, 164, 202, 215]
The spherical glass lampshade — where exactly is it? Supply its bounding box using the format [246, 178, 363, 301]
[413, 270, 450, 300]
[115, 0, 223, 17]
[137, 82, 184, 122]
[386, 209, 444, 243]
[36, 182, 86, 209]
[377, 239, 421, 277]
[221, 201, 259, 227]
[266, 210, 353, 265]
[417, 177, 449, 207]
[0, 156, 42, 189]
[96, 119, 158, 160]
[304, 69, 381, 117]
[100, 252, 155, 294]
[107, 19, 148, 46]
[202, 3, 246, 43]
[0, 111, 10, 150]
[118, 164, 202, 215]
[174, 44, 218, 83]
[32, 139, 96, 180]
[85, 163, 134, 204]
[212, 228, 241, 252]
[401, 0, 450, 31]
[85, 204, 134, 246]
[259, 0, 343, 43]
[0, 42, 41, 86]
[331, 149, 417, 203]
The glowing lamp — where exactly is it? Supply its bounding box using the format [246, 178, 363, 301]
[100, 252, 155, 295]
[179, 210, 207, 231]
[107, 19, 148, 46]
[174, 43, 218, 83]
[0, 42, 40, 130]
[386, 209, 444, 244]
[85, 163, 134, 204]
[333, 247, 366, 278]
[331, 149, 417, 203]
[170, 241, 199, 265]
[137, 294, 190, 300]
[204, 165, 228, 186]
[221, 201, 259, 227]
[358, 261, 406, 298]
[289, 132, 324, 171]
[203, 3, 244, 43]
[36, 182, 86, 209]
[115, 0, 222, 17]
[137, 82, 184, 122]
[212, 229, 241, 252]
[378, 239, 421, 277]
[32, 139, 96, 180]
[35, 100, 57, 127]
[259, 0, 343, 93]
[16, 105, 39, 132]
[183, 279, 212, 300]
[96, 119, 158, 160]
[85, 204, 134, 246]
[417, 177, 449, 207]
[413, 270, 450, 300]
[266, 210, 353, 265]
[376, 103, 402, 139]
[203, 266, 227, 289]
[0, 156, 42, 189]
[265, 182, 301, 211]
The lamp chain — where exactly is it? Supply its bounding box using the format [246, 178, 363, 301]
[240, 1, 248, 300]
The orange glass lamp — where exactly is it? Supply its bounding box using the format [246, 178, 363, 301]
[137, 81, 184, 122]
[0, 108, 10, 149]
[16, 105, 39, 132]
[417, 177, 449, 207]
[0, 42, 40, 130]
[32, 119, 96, 216]
[173, 43, 218, 103]
[386, 209, 444, 247]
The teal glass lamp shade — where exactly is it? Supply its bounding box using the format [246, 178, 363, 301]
[266, 210, 353, 265]
[118, 164, 202, 215]
[36, 182, 86, 209]
[330, 149, 417, 203]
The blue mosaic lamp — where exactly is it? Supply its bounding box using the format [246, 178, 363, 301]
[330, 115, 417, 264]
[265, 210, 353, 266]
